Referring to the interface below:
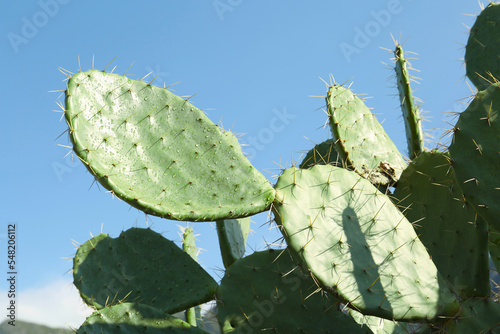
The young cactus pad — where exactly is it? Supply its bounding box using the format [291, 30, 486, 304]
[64, 70, 275, 221]
[215, 217, 251, 269]
[326, 84, 406, 186]
[273, 165, 459, 321]
[465, 2, 500, 91]
[394, 44, 424, 159]
[449, 82, 500, 231]
[77, 302, 210, 333]
[392, 151, 490, 298]
[216, 249, 370, 333]
[73, 228, 218, 313]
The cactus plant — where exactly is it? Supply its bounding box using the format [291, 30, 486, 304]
[60, 3, 500, 333]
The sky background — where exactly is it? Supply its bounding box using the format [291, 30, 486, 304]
[0, 0, 486, 329]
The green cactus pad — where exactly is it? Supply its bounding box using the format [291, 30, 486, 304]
[273, 165, 459, 321]
[394, 44, 424, 159]
[77, 302, 209, 333]
[326, 84, 406, 186]
[449, 83, 500, 231]
[217, 249, 370, 333]
[393, 151, 490, 298]
[215, 217, 251, 269]
[465, 2, 500, 90]
[182, 227, 198, 261]
[299, 138, 341, 168]
[64, 70, 275, 221]
[73, 228, 217, 313]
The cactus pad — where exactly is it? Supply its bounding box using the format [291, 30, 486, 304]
[73, 228, 217, 313]
[449, 83, 500, 231]
[64, 70, 275, 221]
[217, 249, 370, 333]
[393, 151, 490, 298]
[273, 165, 458, 321]
[299, 138, 341, 168]
[326, 84, 406, 186]
[216, 217, 251, 268]
[465, 2, 500, 90]
[394, 44, 424, 159]
[77, 302, 209, 333]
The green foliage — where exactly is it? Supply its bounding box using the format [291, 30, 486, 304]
[62, 3, 500, 333]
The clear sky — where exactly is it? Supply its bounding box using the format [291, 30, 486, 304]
[0, 0, 484, 329]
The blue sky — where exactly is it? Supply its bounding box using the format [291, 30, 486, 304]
[0, 0, 483, 329]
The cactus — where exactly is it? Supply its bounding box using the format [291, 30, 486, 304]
[215, 217, 251, 268]
[64, 70, 275, 222]
[216, 249, 369, 333]
[465, 2, 500, 90]
[392, 151, 490, 298]
[77, 302, 209, 333]
[272, 165, 459, 321]
[59, 3, 500, 333]
[299, 138, 340, 168]
[326, 83, 407, 186]
[394, 44, 424, 159]
[73, 228, 217, 313]
[182, 227, 200, 327]
[448, 82, 500, 232]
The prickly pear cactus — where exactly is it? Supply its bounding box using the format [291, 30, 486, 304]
[217, 249, 370, 333]
[394, 44, 424, 159]
[449, 82, 500, 231]
[61, 3, 500, 334]
[326, 84, 406, 186]
[73, 228, 217, 313]
[465, 2, 500, 90]
[273, 165, 459, 321]
[393, 151, 490, 298]
[64, 70, 275, 221]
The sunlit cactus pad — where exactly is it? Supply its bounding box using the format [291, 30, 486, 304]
[64, 70, 275, 221]
[326, 84, 406, 186]
[465, 2, 500, 90]
[73, 228, 218, 313]
[273, 165, 458, 321]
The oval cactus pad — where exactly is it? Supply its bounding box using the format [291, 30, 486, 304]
[64, 70, 275, 221]
[273, 165, 458, 321]
[326, 84, 406, 186]
[73, 228, 218, 313]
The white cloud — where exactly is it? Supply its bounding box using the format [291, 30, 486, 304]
[1, 277, 93, 329]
